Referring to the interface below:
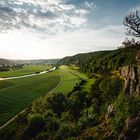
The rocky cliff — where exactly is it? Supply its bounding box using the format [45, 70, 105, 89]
[121, 50, 140, 95]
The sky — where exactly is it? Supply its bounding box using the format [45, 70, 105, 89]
[0, 0, 140, 59]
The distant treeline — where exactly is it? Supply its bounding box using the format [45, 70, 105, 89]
[58, 45, 140, 75]
[0, 64, 24, 71]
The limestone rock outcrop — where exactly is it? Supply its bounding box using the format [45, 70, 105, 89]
[121, 65, 139, 95]
[121, 51, 140, 95]
[106, 104, 115, 120]
[105, 104, 115, 126]
[136, 50, 140, 65]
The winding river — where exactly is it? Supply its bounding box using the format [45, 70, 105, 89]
[0, 67, 56, 80]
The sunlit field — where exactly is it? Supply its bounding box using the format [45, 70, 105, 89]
[0, 70, 60, 125]
[0, 65, 52, 78]
[0, 65, 89, 126]
[53, 65, 87, 94]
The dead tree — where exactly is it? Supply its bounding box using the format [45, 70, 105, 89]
[123, 11, 140, 37]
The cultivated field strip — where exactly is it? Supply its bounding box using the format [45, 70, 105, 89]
[53, 66, 87, 94]
[0, 70, 61, 126]
[0, 66, 88, 130]
[0, 65, 52, 78]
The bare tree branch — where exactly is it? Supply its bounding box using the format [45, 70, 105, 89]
[123, 10, 140, 37]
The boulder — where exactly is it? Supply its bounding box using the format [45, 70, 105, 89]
[121, 50, 140, 95]
[105, 104, 115, 122]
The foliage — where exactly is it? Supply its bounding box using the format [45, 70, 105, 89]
[28, 114, 45, 131]
[99, 77, 123, 103]
[0, 65, 10, 71]
[23, 114, 45, 138]
[54, 122, 78, 139]
[58, 46, 139, 75]
[12, 75, 126, 140]
[111, 94, 140, 136]
[32, 92, 68, 116]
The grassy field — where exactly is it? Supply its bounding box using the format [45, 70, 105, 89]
[53, 65, 87, 94]
[0, 80, 14, 89]
[0, 65, 97, 140]
[82, 78, 96, 92]
[0, 70, 60, 125]
[0, 65, 92, 128]
[0, 65, 52, 78]
[55, 65, 96, 93]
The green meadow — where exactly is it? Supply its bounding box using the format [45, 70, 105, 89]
[0, 65, 51, 78]
[0, 65, 90, 126]
[53, 65, 87, 94]
[82, 78, 96, 92]
[0, 70, 60, 125]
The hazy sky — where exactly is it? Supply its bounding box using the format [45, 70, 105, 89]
[0, 0, 140, 59]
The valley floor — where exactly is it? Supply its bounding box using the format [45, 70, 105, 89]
[0, 65, 92, 132]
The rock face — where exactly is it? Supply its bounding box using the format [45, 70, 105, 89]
[121, 51, 140, 95]
[136, 50, 140, 65]
[121, 66, 139, 95]
[119, 116, 140, 140]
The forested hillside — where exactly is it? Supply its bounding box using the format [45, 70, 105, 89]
[58, 46, 140, 75]
[0, 58, 12, 65]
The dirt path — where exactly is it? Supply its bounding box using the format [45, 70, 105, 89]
[0, 70, 62, 131]
[0, 109, 27, 131]
[50, 71, 62, 92]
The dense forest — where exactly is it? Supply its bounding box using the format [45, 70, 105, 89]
[58, 45, 140, 76]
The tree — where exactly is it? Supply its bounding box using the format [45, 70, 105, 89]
[32, 92, 68, 116]
[43, 92, 68, 116]
[123, 11, 140, 37]
[25, 114, 45, 137]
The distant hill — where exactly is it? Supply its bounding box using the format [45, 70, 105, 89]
[58, 46, 140, 75]
[0, 58, 12, 65]
[12, 59, 60, 65]
[0, 58, 60, 66]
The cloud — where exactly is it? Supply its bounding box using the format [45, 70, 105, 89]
[0, 0, 126, 60]
[84, 1, 98, 9]
[0, 24, 125, 59]
[0, 0, 92, 33]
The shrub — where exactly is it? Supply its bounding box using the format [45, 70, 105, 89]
[43, 111, 59, 133]
[111, 94, 128, 135]
[111, 94, 140, 136]
[32, 92, 68, 117]
[77, 114, 96, 130]
[27, 114, 45, 137]
[32, 97, 45, 114]
[55, 122, 78, 139]
[43, 92, 68, 116]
